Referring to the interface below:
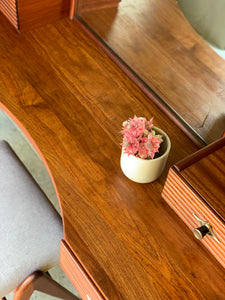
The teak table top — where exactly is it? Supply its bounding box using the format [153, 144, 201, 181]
[0, 15, 225, 299]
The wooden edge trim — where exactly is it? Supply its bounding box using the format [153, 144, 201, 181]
[60, 240, 107, 300]
[73, 17, 205, 149]
[0, 102, 65, 229]
[79, 0, 120, 13]
[69, 0, 77, 20]
[15, 0, 20, 30]
[13, 271, 43, 300]
[174, 136, 225, 172]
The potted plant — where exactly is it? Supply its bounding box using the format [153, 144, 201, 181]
[120, 116, 171, 183]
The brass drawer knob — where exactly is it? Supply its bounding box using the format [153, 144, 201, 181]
[193, 225, 209, 240]
[193, 213, 220, 242]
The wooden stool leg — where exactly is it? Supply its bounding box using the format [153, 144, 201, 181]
[13, 271, 79, 300]
[34, 271, 80, 300]
[13, 272, 37, 300]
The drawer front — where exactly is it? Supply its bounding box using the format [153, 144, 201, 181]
[0, 0, 18, 29]
[162, 168, 225, 268]
[60, 240, 106, 300]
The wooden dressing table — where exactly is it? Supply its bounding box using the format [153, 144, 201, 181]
[0, 15, 225, 299]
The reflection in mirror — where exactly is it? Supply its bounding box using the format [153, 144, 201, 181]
[0, 108, 60, 214]
[178, 0, 225, 52]
[77, 0, 225, 145]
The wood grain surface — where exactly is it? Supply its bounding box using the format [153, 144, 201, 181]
[0, 14, 225, 299]
[79, 0, 225, 144]
[174, 136, 225, 172]
[181, 142, 225, 222]
[17, 0, 70, 31]
[78, 0, 120, 13]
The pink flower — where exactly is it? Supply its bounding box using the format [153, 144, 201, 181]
[143, 133, 161, 159]
[122, 115, 145, 138]
[147, 117, 154, 130]
[121, 116, 163, 159]
[138, 138, 149, 159]
[122, 135, 139, 156]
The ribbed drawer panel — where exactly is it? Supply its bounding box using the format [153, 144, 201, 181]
[0, 0, 18, 29]
[162, 168, 225, 268]
[60, 240, 106, 300]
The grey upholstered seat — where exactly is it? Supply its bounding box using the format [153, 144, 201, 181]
[0, 140, 63, 297]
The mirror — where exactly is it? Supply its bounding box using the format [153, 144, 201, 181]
[76, 0, 225, 145]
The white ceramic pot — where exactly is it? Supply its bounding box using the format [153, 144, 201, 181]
[120, 127, 171, 183]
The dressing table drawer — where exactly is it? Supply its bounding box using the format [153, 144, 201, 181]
[162, 137, 225, 268]
[0, 0, 70, 31]
[0, 0, 18, 29]
[60, 240, 106, 300]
